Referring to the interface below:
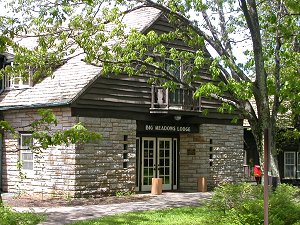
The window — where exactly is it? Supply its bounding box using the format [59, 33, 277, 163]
[284, 152, 296, 178]
[164, 59, 181, 79]
[20, 134, 34, 170]
[4, 73, 32, 90]
[3, 64, 33, 90]
[164, 59, 184, 105]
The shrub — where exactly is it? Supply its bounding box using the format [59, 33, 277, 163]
[208, 182, 300, 225]
[209, 182, 263, 213]
[0, 204, 45, 225]
[269, 184, 300, 225]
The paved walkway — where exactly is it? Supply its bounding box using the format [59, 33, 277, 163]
[13, 192, 212, 225]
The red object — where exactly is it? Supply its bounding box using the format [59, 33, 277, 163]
[254, 165, 262, 177]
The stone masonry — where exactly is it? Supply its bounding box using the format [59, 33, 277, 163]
[2, 106, 242, 196]
[75, 117, 136, 197]
[180, 124, 244, 191]
[2, 107, 136, 198]
[2, 107, 78, 197]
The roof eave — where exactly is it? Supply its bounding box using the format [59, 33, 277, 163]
[0, 100, 71, 111]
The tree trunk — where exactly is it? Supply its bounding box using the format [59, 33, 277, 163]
[252, 124, 280, 182]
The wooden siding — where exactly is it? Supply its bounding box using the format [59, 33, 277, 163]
[72, 75, 151, 113]
[71, 72, 231, 118]
[71, 13, 234, 120]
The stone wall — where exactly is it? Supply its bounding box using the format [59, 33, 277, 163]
[1, 109, 137, 197]
[2, 107, 243, 195]
[180, 124, 244, 191]
[2, 107, 78, 197]
[75, 117, 136, 197]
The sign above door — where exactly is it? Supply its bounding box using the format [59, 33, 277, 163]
[137, 121, 199, 133]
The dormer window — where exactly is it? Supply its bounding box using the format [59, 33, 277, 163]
[3, 65, 33, 90]
[5, 74, 32, 90]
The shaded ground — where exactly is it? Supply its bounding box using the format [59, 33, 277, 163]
[2, 193, 153, 207]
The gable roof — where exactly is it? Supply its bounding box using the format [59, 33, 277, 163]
[0, 6, 162, 110]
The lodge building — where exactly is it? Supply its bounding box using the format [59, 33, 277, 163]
[0, 6, 285, 197]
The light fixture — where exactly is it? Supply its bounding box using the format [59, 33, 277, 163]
[174, 115, 181, 121]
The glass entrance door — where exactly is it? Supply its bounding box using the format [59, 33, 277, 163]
[141, 138, 173, 191]
[157, 138, 172, 190]
[142, 138, 156, 191]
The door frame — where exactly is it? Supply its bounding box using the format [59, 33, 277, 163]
[137, 136, 178, 192]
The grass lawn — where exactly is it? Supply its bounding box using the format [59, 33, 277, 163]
[69, 206, 220, 225]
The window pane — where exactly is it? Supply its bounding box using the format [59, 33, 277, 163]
[159, 159, 164, 167]
[23, 161, 33, 170]
[20, 134, 34, 170]
[22, 153, 33, 160]
[159, 149, 164, 157]
[286, 154, 294, 164]
[165, 141, 170, 149]
[149, 159, 153, 167]
[165, 59, 180, 78]
[144, 140, 148, 149]
[165, 158, 170, 166]
[144, 168, 148, 176]
[143, 177, 149, 185]
[144, 159, 148, 167]
[149, 140, 153, 149]
[159, 140, 164, 149]
[21, 135, 33, 149]
[284, 165, 295, 178]
[165, 149, 170, 157]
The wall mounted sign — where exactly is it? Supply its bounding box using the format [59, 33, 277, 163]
[137, 121, 199, 133]
[187, 149, 196, 155]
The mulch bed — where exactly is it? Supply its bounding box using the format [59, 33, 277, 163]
[2, 194, 154, 208]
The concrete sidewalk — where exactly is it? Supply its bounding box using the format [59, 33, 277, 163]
[13, 192, 212, 225]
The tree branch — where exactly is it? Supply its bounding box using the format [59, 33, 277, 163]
[141, 1, 252, 83]
[271, 1, 283, 125]
[85, 57, 194, 89]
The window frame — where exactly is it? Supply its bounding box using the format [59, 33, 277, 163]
[19, 133, 34, 172]
[284, 151, 296, 179]
[4, 64, 33, 90]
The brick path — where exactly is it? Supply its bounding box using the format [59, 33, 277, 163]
[13, 192, 212, 225]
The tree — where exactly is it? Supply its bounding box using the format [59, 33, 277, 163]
[1, 0, 300, 178]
